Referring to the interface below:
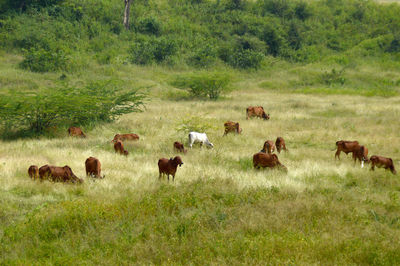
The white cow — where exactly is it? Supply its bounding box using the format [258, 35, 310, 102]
[188, 132, 214, 148]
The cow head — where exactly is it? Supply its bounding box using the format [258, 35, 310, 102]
[262, 112, 270, 120]
[173, 156, 184, 167]
[207, 142, 214, 148]
[123, 150, 129, 156]
[111, 134, 121, 143]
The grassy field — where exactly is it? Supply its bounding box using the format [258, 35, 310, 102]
[1, 83, 400, 263]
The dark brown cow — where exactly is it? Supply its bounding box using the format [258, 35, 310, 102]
[67, 126, 86, 138]
[370, 155, 396, 174]
[246, 106, 270, 120]
[158, 156, 183, 181]
[28, 165, 39, 180]
[223, 121, 242, 135]
[334, 140, 360, 160]
[39, 164, 83, 183]
[173, 141, 187, 154]
[261, 140, 275, 154]
[253, 152, 287, 171]
[85, 157, 103, 178]
[114, 140, 129, 156]
[275, 137, 288, 153]
[352, 145, 369, 167]
[111, 133, 139, 143]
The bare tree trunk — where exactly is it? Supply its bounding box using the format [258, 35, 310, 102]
[123, 0, 132, 30]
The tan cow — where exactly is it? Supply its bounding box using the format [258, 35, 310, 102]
[68, 126, 86, 138]
[85, 157, 104, 178]
[334, 140, 360, 160]
[275, 137, 288, 153]
[158, 156, 184, 181]
[114, 141, 129, 156]
[223, 121, 242, 135]
[39, 164, 83, 183]
[253, 152, 287, 171]
[370, 155, 396, 174]
[261, 140, 275, 154]
[112, 133, 139, 143]
[246, 106, 270, 120]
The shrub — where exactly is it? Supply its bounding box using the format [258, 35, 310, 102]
[187, 43, 217, 68]
[19, 47, 70, 72]
[176, 116, 217, 134]
[319, 68, 346, 86]
[172, 72, 231, 100]
[0, 81, 146, 137]
[228, 49, 264, 69]
[129, 36, 178, 65]
[137, 17, 162, 36]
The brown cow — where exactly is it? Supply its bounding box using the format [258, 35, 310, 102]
[223, 121, 242, 135]
[253, 152, 287, 171]
[39, 164, 83, 183]
[28, 165, 39, 180]
[275, 137, 288, 153]
[111, 133, 139, 143]
[173, 141, 187, 154]
[370, 155, 396, 174]
[67, 126, 86, 138]
[261, 140, 275, 154]
[85, 157, 104, 178]
[352, 145, 369, 168]
[246, 106, 270, 120]
[158, 156, 183, 181]
[114, 140, 129, 156]
[334, 140, 360, 160]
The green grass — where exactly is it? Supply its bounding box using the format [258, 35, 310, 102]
[1, 85, 400, 263]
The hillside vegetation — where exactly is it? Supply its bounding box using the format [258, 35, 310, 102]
[1, 0, 400, 264]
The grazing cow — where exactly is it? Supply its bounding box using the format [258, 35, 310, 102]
[370, 155, 396, 174]
[223, 121, 242, 135]
[334, 140, 360, 160]
[246, 106, 270, 120]
[39, 164, 83, 183]
[28, 165, 39, 180]
[261, 140, 275, 154]
[111, 133, 139, 143]
[173, 141, 187, 154]
[158, 156, 184, 181]
[275, 137, 288, 153]
[253, 152, 287, 172]
[85, 157, 104, 178]
[352, 145, 369, 168]
[114, 140, 129, 156]
[68, 126, 86, 138]
[188, 132, 214, 148]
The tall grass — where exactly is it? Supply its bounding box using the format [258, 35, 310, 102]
[1, 89, 400, 264]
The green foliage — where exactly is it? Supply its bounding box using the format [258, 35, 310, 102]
[0, 0, 62, 13]
[136, 17, 162, 36]
[320, 68, 346, 86]
[176, 116, 218, 134]
[19, 47, 70, 72]
[172, 72, 231, 100]
[129, 36, 178, 65]
[0, 81, 146, 137]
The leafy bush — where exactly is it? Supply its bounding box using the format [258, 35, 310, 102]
[129, 36, 178, 65]
[228, 49, 264, 69]
[1, 0, 62, 13]
[19, 47, 70, 72]
[136, 17, 162, 36]
[320, 68, 346, 86]
[176, 116, 217, 134]
[187, 43, 217, 68]
[0, 81, 146, 136]
[172, 72, 231, 100]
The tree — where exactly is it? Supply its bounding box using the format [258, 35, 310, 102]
[123, 0, 133, 30]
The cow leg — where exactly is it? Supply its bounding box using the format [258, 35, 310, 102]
[335, 150, 341, 160]
[370, 163, 375, 171]
[172, 174, 175, 182]
[361, 160, 364, 168]
[200, 142, 203, 148]
[159, 172, 162, 179]
[167, 174, 170, 182]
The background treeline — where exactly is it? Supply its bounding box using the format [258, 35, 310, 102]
[0, 0, 399, 72]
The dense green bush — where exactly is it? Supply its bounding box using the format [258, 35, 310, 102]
[172, 72, 231, 100]
[19, 47, 70, 72]
[0, 81, 146, 136]
[129, 36, 178, 65]
[136, 17, 162, 36]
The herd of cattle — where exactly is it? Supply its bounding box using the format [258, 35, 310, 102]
[26, 106, 397, 184]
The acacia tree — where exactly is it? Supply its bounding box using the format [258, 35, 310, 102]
[123, 0, 133, 29]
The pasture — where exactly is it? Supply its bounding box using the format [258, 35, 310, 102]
[1, 88, 400, 264]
